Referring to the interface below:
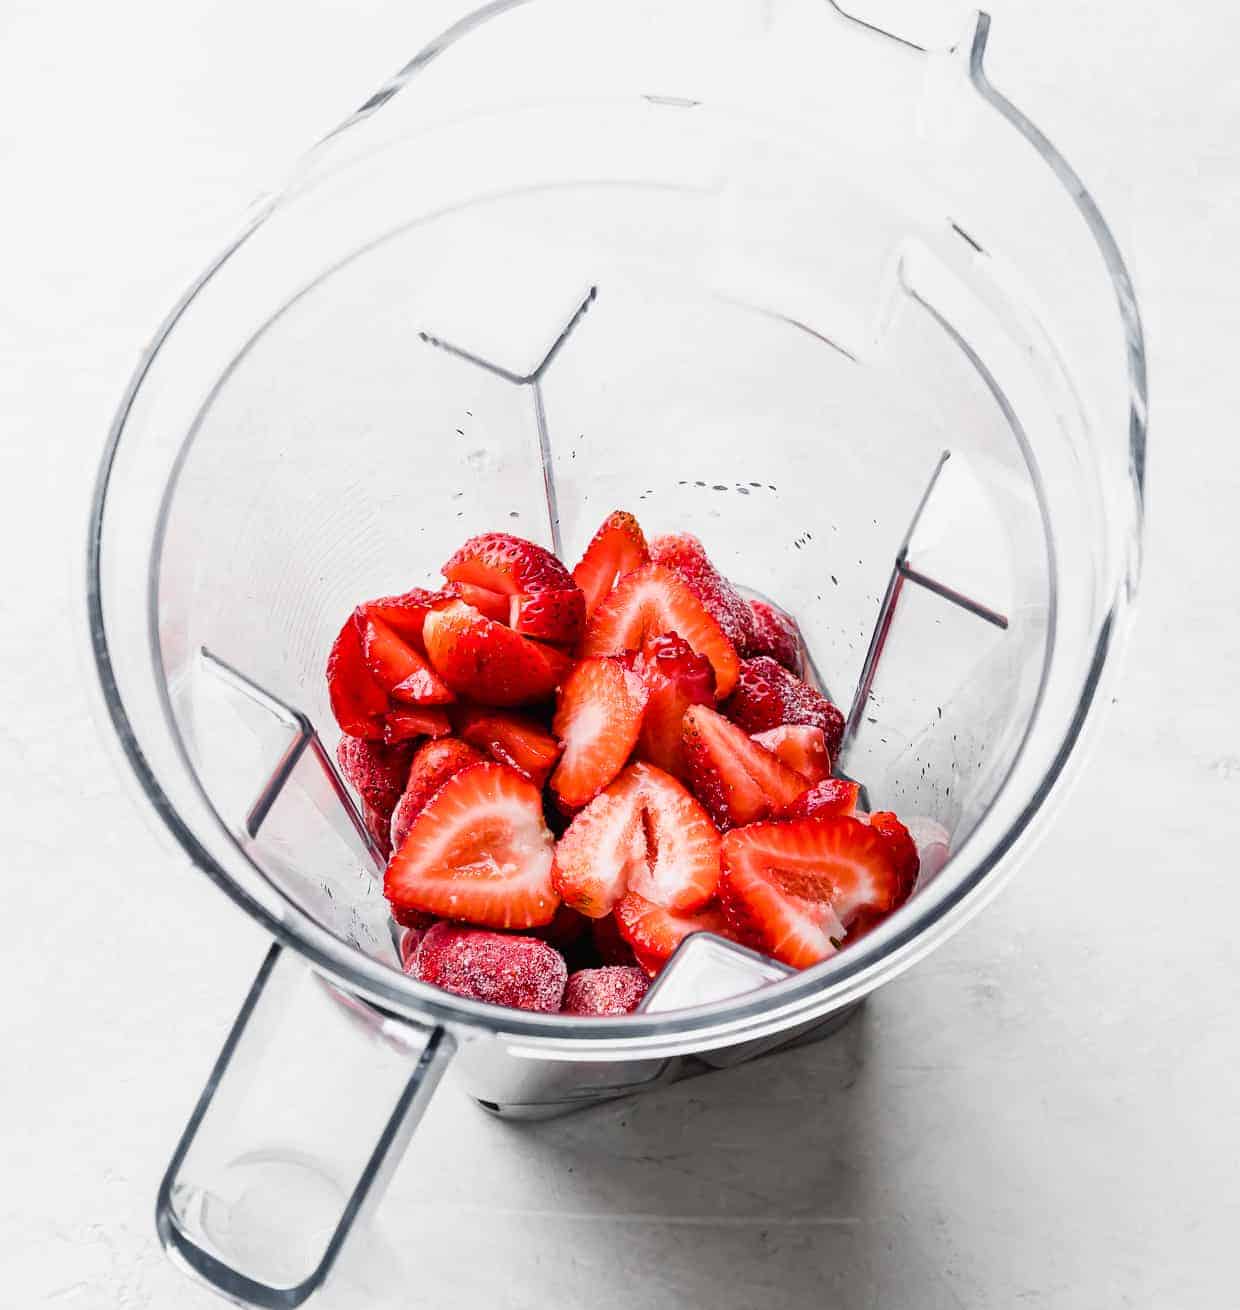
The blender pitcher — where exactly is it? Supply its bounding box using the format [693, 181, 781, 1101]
[86, 1, 1146, 1303]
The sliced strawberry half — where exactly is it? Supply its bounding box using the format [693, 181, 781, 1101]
[723, 656, 845, 759]
[784, 777, 860, 820]
[509, 587, 585, 645]
[553, 763, 720, 918]
[633, 631, 715, 780]
[572, 510, 650, 617]
[650, 532, 756, 653]
[326, 616, 387, 739]
[383, 706, 452, 743]
[360, 586, 449, 650]
[423, 601, 573, 706]
[390, 737, 484, 853]
[450, 582, 510, 625]
[581, 563, 740, 699]
[614, 892, 734, 976]
[358, 611, 456, 706]
[550, 657, 647, 807]
[868, 811, 920, 903]
[718, 817, 902, 969]
[384, 762, 558, 929]
[455, 706, 562, 789]
[751, 725, 830, 784]
[682, 704, 808, 829]
[746, 599, 803, 674]
[442, 532, 582, 642]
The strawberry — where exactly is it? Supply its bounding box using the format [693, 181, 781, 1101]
[562, 966, 649, 1016]
[423, 601, 573, 706]
[550, 657, 648, 807]
[553, 763, 720, 917]
[363, 800, 395, 863]
[455, 706, 562, 789]
[442, 532, 583, 643]
[718, 817, 902, 969]
[581, 564, 740, 699]
[633, 632, 715, 780]
[326, 616, 388, 739]
[571, 510, 650, 617]
[591, 913, 638, 966]
[383, 706, 452, 743]
[450, 582, 511, 625]
[681, 704, 808, 829]
[398, 923, 430, 969]
[509, 588, 585, 645]
[360, 586, 454, 650]
[751, 725, 830, 784]
[391, 904, 436, 930]
[784, 777, 860, 820]
[384, 762, 558, 928]
[650, 533, 756, 654]
[390, 737, 484, 853]
[336, 736, 414, 811]
[409, 922, 567, 1013]
[869, 811, 920, 903]
[357, 611, 456, 706]
[614, 892, 733, 976]
[746, 599, 803, 674]
[723, 656, 845, 760]
[527, 902, 590, 950]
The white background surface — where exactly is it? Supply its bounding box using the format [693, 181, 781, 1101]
[2, 1, 1238, 1306]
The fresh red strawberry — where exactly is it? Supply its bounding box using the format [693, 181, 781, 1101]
[384, 762, 558, 928]
[581, 564, 740, 698]
[336, 736, 414, 811]
[633, 632, 715, 780]
[423, 601, 573, 706]
[550, 657, 648, 807]
[360, 586, 448, 649]
[650, 533, 756, 653]
[553, 763, 720, 917]
[455, 706, 562, 789]
[682, 704, 808, 828]
[357, 611, 456, 706]
[591, 913, 638, 966]
[751, 725, 830, 783]
[784, 778, 861, 820]
[450, 582, 510, 624]
[746, 599, 803, 674]
[326, 616, 388, 739]
[869, 811, 920, 903]
[723, 656, 845, 759]
[718, 817, 901, 968]
[509, 588, 585, 645]
[562, 966, 649, 1015]
[408, 922, 567, 1013]
[390, 737, 484, 853]
[383, 706, 452, 743]
[572, 510, 650, 617]
[614, 892, 733, 975]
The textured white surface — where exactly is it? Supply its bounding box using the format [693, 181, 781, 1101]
[1, 1, 1238, 1306]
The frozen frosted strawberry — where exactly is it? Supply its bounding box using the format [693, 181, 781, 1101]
[409, 922, 567, 1013]
[572, 510, 650, 617]
[423, 601, 573, 706]
[509, 588, 585, 645]
[399, 923, 431, 968]
[582, 564, 740, 698]
[650, 533, 755, 654]
[746, 599, 803, 673]
[751, 725, 830, 784]
[337, 736, 414, 811]
[592, 913, 638, 966]
[551, 657, 647, 808]
[723, 657, 845, 759]
[383, 706, 452, 743]
[682, 704, 808, 828]
[719, 817, 901, 968]
[455, 706, 562, 789]
[784, 777, 860, 820]
[363, 800, 394, 862]
[385, 762, 559, 928]
[633, 632, 715, 780]
[390, 737, 484, 853]
[869, 811, 920, 903]
[442, 533, 583, 643]
[614, 892, 734, 975]
[326, 616, 388, 739]
[562, 966, 650, 1016]
[358, 611, 456, 706]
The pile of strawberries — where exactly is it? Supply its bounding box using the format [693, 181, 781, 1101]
[327, 511, 919, 1016]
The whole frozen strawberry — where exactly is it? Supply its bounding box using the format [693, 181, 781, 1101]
[723, 657, 845, 760]
[562, 966, 649, 1016]
[409, 922, 567, 1013]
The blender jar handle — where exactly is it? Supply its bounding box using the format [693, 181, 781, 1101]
[155, 943, 455, 1308]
